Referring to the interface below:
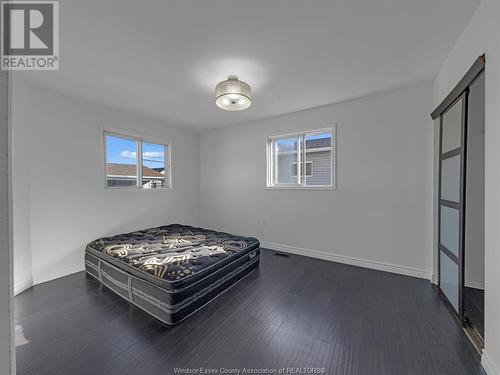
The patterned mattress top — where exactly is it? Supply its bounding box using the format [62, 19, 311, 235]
[86, 224, 259, 283]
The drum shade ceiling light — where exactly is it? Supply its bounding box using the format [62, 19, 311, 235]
[215, 76, 252, 111]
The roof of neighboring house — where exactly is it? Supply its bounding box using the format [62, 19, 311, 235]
[278, 137, 331, 152]
[106, 163, 164, 178]
[306, 137, 331, 149]
[152, 167, 165, 174]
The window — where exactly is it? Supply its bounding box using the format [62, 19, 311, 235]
[104, 131, 171, 190]
[266, 127, 335, 189]
[142, 142, 167, 189]
[291, 161, 313, 177]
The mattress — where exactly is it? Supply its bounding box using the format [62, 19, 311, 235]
[85, 224, 260, 325]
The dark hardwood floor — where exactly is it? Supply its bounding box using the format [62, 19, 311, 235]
[465, 287, 485, 338]
[15, 249, 485, 375]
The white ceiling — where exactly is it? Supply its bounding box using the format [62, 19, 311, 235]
[19, 0, 480, 130]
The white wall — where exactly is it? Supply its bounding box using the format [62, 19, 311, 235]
[11, 81, 32, 294]
[200, 82, 434, 279]
[0, 71, 14, 375]
[433, 0, 500, 372]
[11, 79, 200, 288]
[465, 72, 485, 290]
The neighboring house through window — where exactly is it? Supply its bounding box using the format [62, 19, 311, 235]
[104, 131, 171, 190]
[266, 127, 335, 189]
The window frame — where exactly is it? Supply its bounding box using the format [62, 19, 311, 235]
[266, 125, 336, 190]
[102, 129, 172, 192]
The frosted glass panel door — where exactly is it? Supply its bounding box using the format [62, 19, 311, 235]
[438, 95, 466, 318]
[441, 156, 461, 202]
[440, 252, 459, 311]
[442, 99, 463, 154]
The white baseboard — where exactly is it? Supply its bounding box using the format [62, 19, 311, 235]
[261, 241, 432, 280]
[465, 279, 485, 290]
[14, 278, 33, 296]
[431, 273, 438, 285]
[15, 264, 84, 296]
[430, 274, 485, 290]
[33, 264, 85, 286]
[482, 349, 500, 375]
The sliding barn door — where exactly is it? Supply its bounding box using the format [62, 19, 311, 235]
[438, 92, 467, 320]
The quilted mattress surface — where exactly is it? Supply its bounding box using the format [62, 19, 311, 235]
[86, 224, 259, 290]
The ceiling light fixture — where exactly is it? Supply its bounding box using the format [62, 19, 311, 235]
[215, 76, 252, 111]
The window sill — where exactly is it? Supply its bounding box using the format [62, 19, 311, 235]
[103, 187, 174, 193]
[265, 186, 336, 191]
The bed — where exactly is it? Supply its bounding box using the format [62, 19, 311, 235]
[85, 224, 260, 325]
